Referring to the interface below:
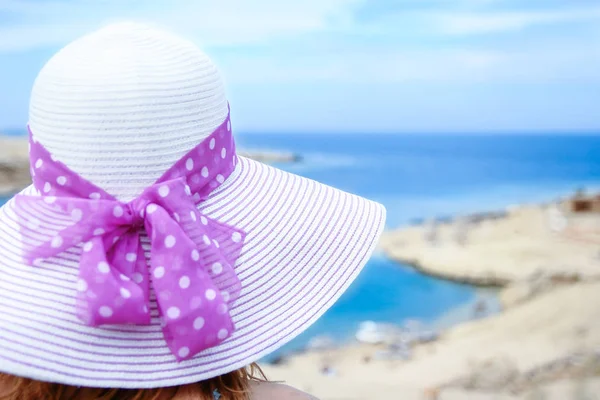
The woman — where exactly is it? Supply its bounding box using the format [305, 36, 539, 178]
[0, 22, 385, 399]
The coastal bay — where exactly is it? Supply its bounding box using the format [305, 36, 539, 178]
[263, 196, 600, 399]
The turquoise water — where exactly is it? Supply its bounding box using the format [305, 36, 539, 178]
[2, 132, 600, 360]
[264, 252, 478, 359]
[235, 133, 600, 359]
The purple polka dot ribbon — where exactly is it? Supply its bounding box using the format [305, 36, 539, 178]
[15, 110, 245, 361]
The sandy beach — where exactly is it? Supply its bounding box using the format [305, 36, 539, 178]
[379, 202, 600, 288]
[262, 197, 600, 399]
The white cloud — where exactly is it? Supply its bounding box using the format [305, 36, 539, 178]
[1, 0, 599, 87]
[431, 8, 600, 35]
[0, 0, 362, 52]
[217, 41, 600, 86]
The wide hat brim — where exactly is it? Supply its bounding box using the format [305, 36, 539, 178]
[0, 155, 386, 388]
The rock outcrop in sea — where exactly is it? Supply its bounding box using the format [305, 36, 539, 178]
[0, 137, 30, 196]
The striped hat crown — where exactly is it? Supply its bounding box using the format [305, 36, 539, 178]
[29, 22, 229, 201]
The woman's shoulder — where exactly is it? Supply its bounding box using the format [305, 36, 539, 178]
[249, 381, 319, 400]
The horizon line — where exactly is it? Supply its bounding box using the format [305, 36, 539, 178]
[2, 128, 600, 137]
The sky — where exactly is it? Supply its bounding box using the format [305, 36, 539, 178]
[0, 0, 599, 133]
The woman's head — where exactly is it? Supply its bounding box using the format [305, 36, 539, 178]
[0, 364, 266, 400]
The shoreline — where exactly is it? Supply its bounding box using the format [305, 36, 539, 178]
[263, 192, 600, 399]
[379, 196, 600, 294]
[262, 281, 600, 399]
[396, 258, 508, 288]
[428, 286, 501, 332]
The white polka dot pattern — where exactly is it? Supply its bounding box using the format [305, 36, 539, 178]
[14, 112, 244, 361]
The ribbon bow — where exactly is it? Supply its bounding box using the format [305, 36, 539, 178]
[16, 114, 244, 361]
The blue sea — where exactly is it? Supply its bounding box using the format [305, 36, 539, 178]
[2, 132, 600, 360]
[234, 133, 600, 359]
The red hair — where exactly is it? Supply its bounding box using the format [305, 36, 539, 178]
[0, 363, 266, 400]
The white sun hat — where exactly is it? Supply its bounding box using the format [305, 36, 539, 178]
[0, 22, 386, 388]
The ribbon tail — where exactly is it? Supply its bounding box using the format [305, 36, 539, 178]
[145, 206, 234, 361]
[76, 232, 151, 326]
